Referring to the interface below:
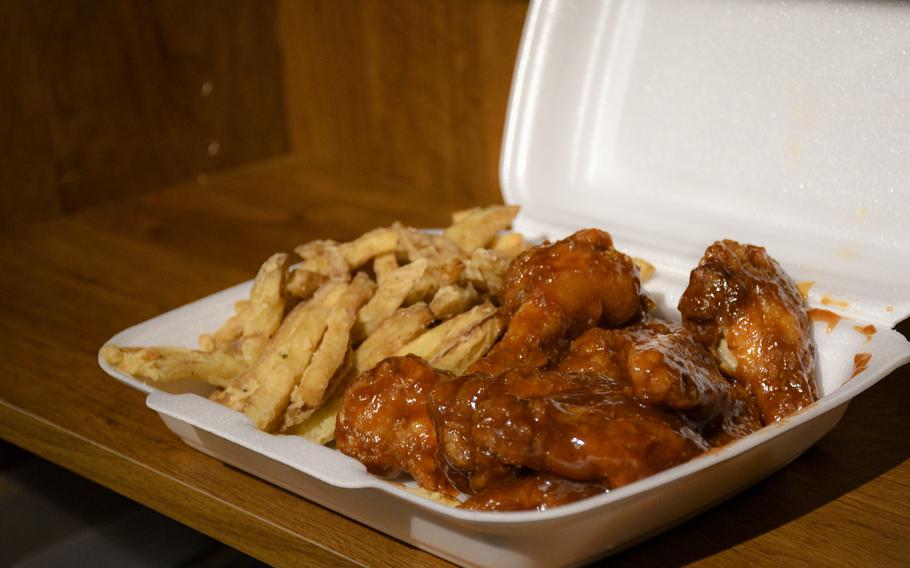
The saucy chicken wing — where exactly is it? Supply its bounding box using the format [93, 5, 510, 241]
[469, 229, 644, 376]
[678, 240, 816, 424]
[558, 322, 762, 443]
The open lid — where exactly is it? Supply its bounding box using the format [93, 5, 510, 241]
[501, 0, 910, 327]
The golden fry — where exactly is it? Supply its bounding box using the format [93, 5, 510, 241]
[463, 248, 510, 295]
[430, 315, 504, 374]
[239, 253, 290, 363]
[429, 284, 479, 320]
[492, 232, 527, 259]
[444, 204, 520, 253]
[372, 252, 399, 285]
[280, 273, 375, 431]
[338, 227, 398, 269]
[101, 345, 247, 388]
[286, 268, 326, 300]
[354, 303, 434, 374]
[294, 240, 350, 281]
[217, 281, 346, 418]
[633, 257, 656, 283]
[353, 258, 427, 343]
[397, 301, 497, 360]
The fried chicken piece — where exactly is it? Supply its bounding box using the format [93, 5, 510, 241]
[469, 229, 643, 376]
[470, 369, 709, 487]
[461, 473, 609, 512]
[558, 322, 762, 443]
[334, 355, 455, 495]
[428, 374, 519, 493]
[678, 240, 816, 424]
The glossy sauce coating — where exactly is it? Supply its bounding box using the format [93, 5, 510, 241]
[336, 232, 817, 511]
[678, 240, 816, 424]
[462, 473, 609, 511]
[469, 229, 643, 376]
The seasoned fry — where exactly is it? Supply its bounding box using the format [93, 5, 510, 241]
[294, 240, 350, 281]
[429, 284, 479, 320]
[633, 257, 656, 283]
[101, 345, 247, 388]
[282, 389, 347, 444]
[373, 252, 398, 285]
[239, 253, 290, 363]
[337, 227, 398, 269]
[286, 268, 325, 300]
[280, 273, 376, 431]
[198, 299, 250, 352]
[492, 232, 527, 259]
[216, 281, 346, 416]
[393, 223, 462, 262]
[444, 204, 520, 253]
[285, 303, 434, 442]
[354, 303, 434, 374]
[404, 257, 465, 305]
[353, 258, 427, 343]
[463, 248, 510, 295]
[397, 301, 497, 360]
[430, 315, 504, 374]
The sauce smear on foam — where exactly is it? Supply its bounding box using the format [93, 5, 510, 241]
[851, 353, 872, 378]
[796, 281, 814, 301]
[809, 308, 841, 333]
[853, 325, 876, 343]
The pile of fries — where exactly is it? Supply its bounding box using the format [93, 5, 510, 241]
[101, 205, 526, 444]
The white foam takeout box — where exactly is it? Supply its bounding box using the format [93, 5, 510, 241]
[100, 1, 910, 566]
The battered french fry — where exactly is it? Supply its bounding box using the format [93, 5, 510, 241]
[451, 207, 478, 225]
[198, 300, 250, 352]
[444, 204, 520, 253]
[430, 315, 504, 375]
[429, 284, 479, 320]
[284, 303, 434, 442]
[294, 240, 350, 281]
[280, 273, 375, 431]
[633, 257, 656, 283]
[286, 268, 325, 300]
[393, 223, 462, 262]
[492, 232, 527, 259]
[239, 253, 290, 363]
[463, 248, 510, 295]
[372, 252, 398, 285]
[337, 227, 398, 269]
[215, 281, 346, 416]
[101, 345, 247, 388]
[404, 257, 465, 305]
[354, 303, 434, 374]
[282, 388, 346, 444]
[353, 258, 427, 344]
[397, 302, 497, 360]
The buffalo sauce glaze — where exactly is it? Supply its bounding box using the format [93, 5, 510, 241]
[335, 232, 817, 512]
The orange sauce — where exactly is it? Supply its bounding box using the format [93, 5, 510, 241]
[851, 353, 872, 379]
[796, 281, 814, 301]
[808, 308, 841, 333]
[821, 295, 850, 310]
[853, 324, 876, 343]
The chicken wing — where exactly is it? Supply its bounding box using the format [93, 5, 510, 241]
[469, 229, 644, 376]
[678, 240, 816, 424]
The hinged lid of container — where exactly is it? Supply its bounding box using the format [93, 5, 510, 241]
[501, 0, 910, 327]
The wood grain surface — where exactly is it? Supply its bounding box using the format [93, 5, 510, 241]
[2, 0, 525, 228]
[1, 0, 288, 226]
[0, 157, 907, 567]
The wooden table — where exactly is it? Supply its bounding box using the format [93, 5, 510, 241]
[1, 156, 907, 567]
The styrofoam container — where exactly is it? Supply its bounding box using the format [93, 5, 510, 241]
[99, 1, 910, 566]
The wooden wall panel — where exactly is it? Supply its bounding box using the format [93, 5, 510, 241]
[1, 0, 288, 227]
[278, 0, 528, 209]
